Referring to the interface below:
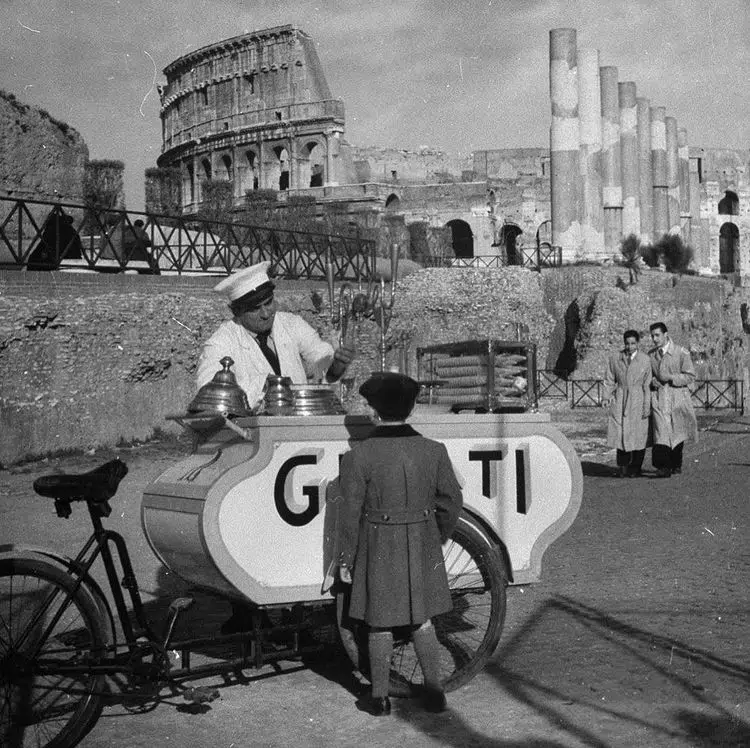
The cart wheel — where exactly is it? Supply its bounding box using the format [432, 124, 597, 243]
[336, 514, 507, 696]
[0, 556, 108, 748]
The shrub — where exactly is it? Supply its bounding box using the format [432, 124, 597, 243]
[619, 234, 643, 284]
[653, 234, 694, 274]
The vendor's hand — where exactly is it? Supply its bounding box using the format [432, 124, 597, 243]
[326, 345, 356, 382]
[339, 565, 352, 584]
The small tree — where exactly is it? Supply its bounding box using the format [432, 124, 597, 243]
[639, 241, 660, 268]
[653, 234, 693, 274]
[84, 160, 125, 226]
[197, 180, 234, 225]
[144, 167, 181, 218]
[619, 234, 643, 284]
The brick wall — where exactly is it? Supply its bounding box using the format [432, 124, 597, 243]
[1, 266, 747, 465]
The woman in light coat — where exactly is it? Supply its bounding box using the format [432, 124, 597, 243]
[603, 330, 652, 477]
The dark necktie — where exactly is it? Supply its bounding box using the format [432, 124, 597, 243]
[256, 332, 281, 375]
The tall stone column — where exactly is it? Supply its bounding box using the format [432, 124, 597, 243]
[689, 149, 704, 265]
[636, 98, 653, 243]
[578, 48, 604, 259]
[619, 82, 640, 239]
[678, 128, 692, 246]
[600, 66, 622, 254]
[549, 28, 581, 262]
[651, 106, 668, 239]
[665, 116, 680, 234]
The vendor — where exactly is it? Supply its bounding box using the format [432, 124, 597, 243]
[196, 261, 355, 408]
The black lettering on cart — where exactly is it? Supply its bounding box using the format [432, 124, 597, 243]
[274, 454, 320, 526]
[468, 450, 504, 498]
[515, 448, 529, 514]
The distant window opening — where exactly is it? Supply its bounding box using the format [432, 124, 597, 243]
[718, 190, 739, 216]
[275, 111, 282, 121]
[223, 122, 229, 130]
[697, 158, 703, 183]
[201, 87, 208, 107]
[201, 159, 212, 181]
[391, 170, 398, 182]
[245, 73, 255, 94]
[446, 219, 473, 258]
[385, 194, 401, 212]
[719, 222, 739, 274]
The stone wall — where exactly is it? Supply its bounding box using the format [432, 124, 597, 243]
[0, 91, 88, 203]
[1, 266, 747, 465]
[0, 271, 348, 465]
[539, 266, 747, 382]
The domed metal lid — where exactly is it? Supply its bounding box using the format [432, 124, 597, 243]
[188, 356, 251, 417]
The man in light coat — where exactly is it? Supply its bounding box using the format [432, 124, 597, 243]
[603, 330, 652, 477]
[196, 261, 355, 409]
[648, 322, 698, 477]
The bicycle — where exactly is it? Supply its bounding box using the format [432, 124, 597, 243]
[1, 458, 506, 747]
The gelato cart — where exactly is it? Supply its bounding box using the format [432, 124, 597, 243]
[142, 371, 582, 692]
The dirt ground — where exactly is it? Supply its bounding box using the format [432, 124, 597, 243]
[1, 405, 749, 747]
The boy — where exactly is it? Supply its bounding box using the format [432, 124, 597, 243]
[338, 372, 463, 715]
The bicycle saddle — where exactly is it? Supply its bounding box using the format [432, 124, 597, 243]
[33, 459, 129, 503]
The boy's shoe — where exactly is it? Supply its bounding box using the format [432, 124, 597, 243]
[356, 695, 391, 716]
[423, 689, 448, 713]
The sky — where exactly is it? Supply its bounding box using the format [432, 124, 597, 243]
[1, 0, 747, 211]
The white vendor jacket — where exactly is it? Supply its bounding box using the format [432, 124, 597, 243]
[196, 312, 334, 408]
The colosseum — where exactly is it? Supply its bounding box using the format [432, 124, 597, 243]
[156, 25, 749, 281]
[158, 25, 346, 208]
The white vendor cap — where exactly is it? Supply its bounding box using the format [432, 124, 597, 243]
[214, 261, 274, 304]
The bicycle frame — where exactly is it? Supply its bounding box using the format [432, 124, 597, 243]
[11, 497, 333, 686]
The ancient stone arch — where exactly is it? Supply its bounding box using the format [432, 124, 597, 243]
[240, 149, 259, 194]
[719, 222, 739, 274]
[500, 223, 524, 265]
[385, 193, 401, 213]
[718, 190, 739, 216]
[298, 140, 326, 188]
[446, 219, 473, 258]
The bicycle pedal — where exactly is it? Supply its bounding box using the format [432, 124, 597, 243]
[169, 597, 195, 614]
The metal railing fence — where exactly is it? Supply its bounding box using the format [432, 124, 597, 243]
[537, 370, 569, 399]
[519, 243, 563, 269]
[0, 196, 376, 280]
[567, 377, 744, 413]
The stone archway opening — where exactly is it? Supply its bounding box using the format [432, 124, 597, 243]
[241, 150, 259, 193]
[447, 219, 473, 258]
[271, 146, 290, 191]
[719, 222, 739, 274]
[718, 190, 739, 216]
[299, 141, 325, 188]
[183, 161, 195, 205]
[201, 158, 212, 182]
[219, 154, 232, 182]
[385, 194, 401, 213]
[500, 224, 523, 265]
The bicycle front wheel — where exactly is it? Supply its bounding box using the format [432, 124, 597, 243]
[0, 556, 107, 748]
